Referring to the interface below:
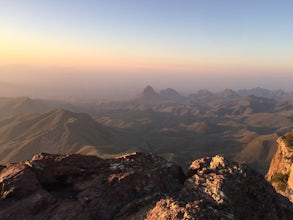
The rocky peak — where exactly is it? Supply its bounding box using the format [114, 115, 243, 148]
[218, 88, 240, 99]
[141, 86, 161, 99]
[135, 85, 163, 105]
[266, 131, 293, 202]
[188, 89, 216, 102]
[160, 88, 184, 102]
[1, 153, 292, 219]
[143, 85, 156, 95]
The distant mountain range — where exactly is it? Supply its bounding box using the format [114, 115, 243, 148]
[133, 86, 293, 106]
[2, 93, 293, 218]
[238, 87, 293, 100]
[2, 86, 293, 173]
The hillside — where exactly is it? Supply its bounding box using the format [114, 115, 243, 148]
[88, 87, 293, 173]
[0, 96, 51, 120]
[0, 109, 125, 163]
[2, 87, 293, 173]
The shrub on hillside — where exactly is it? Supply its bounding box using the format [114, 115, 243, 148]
[270, 172, 289, 192]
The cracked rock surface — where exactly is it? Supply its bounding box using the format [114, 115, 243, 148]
[0, 153, 292, 219]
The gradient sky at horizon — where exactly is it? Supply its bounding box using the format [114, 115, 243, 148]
[1, 0, 293, 97]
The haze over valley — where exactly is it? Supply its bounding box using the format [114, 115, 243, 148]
[1, 0, 293, 172]
[1, 86, 293, 174]
[2, 1, 293, 218]
[2, 68, 293, 101]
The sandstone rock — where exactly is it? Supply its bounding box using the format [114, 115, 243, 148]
[266, 132, 293, 201]
[266, 136, 293, 181]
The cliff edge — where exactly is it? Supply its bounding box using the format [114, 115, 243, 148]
[266, 131, 293, 202]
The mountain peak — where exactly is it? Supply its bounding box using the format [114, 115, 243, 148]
[140, 85, 160, 97]
[218, 88, 240, 99]
[134, 85, 163, 105]
[160, 88, 184, 102]
[142, 85, 157, 95]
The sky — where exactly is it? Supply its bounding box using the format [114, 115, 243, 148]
[1, 0, 293, 99]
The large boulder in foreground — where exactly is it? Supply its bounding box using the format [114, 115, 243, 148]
[118, 155, 293, 220]
[0, 152, 185, 220]
[0, 152, 292, 219]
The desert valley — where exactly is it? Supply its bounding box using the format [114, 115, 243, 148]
[1, 86, 293, 173]
[2, 87, 293, 218]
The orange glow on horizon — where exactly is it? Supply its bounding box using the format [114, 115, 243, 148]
[1, 28, 293, 76]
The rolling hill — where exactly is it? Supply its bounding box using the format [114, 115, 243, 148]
[0, 109, 127, 163]
[0, 96, 51, 120]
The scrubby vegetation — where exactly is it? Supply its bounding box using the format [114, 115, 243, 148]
[283, 132, 293, 147]
[270, 172, 289, 192]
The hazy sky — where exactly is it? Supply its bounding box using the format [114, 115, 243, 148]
[1, 0, 293, 99]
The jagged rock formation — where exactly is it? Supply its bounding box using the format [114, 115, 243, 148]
[160, 88, 185, 102]
[124, 155, 293, 220]
[1, 152, 292, 219]
[0, 152, 185, 219]
[266, 131, 293, 202]
[134, 86, 164, 105]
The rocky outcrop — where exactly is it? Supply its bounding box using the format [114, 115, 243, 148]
[121, 155, 293, 220]
[0, 152, 185, 220]
[266, 131, 293, 202]
[1, 153, 292, 219]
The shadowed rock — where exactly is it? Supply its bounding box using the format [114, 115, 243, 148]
[1, 153, 293, 219]
[118, 155, 293, 220]
[0, 152, 185, 220]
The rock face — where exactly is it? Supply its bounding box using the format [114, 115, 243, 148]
[0, 152, 185, 220]
[122, 155, 293, 220]
[266, 131, 293, 202]
[1, 153, 292, 220]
